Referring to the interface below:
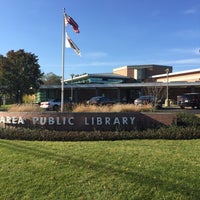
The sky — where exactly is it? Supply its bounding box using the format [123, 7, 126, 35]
[0, 0, 199, 79]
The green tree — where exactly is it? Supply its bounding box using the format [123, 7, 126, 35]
[42, 72, 61, 85]
[0, 55, 9, 104]
[0, 49, 43, 103]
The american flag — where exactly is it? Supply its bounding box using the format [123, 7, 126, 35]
[65, 14, 80, 33]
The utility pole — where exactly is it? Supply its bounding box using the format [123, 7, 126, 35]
[165, 68, 170, 107]
[70, 74, 74, 101]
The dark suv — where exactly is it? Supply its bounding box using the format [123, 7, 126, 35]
[177, 93, 200, 109]
[87, 96, 116, 105]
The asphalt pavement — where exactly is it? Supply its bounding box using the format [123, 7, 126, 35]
[159, 105, 200, 114]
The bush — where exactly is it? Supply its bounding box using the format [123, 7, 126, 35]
[1, 125, 200, 141]
[7, 104, 43, 112]
[5, 103, 153, 113]
[177, 112, 200, 127]
[72, 103, 153, 112]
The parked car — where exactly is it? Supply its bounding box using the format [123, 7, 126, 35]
[134, 95, 164, 108]
[177, 93, 200, 109]
[87, 96, 116, 105]
[40, 99, 70, 111]
[134, 96, 156, 105]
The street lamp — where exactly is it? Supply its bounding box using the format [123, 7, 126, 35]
[70, 74, 74, 102]
[165, 68, 170, 107]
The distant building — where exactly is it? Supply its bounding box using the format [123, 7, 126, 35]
[65, 73, 136, 84]
[151, 68, 200, 83]
[113, 64, 172, 82]
[36, 64, 200, 104]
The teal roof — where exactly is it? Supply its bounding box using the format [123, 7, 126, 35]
[64, 73, 134, 84]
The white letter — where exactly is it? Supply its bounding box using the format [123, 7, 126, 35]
[96, 117, 103, 125]
[84, 117, 89, 125]
[12, 117, 17, 124]
[6, 116, 12, 124]
[105, 117, 110, 125]
[91, 117, 94, 125]
[113, 117, 120, 125]
[56, 117, 61, 125]
[48, 117, 55, 125]
[40, 117, 47, 125]
[18, 117, 24, 124]
[129, 117, 135, 125]
[122, 117, 128, 125]
[33, 117, 39, 125]
[0, 117, 5, 124]
[68, 117, 74, 125]
[63, 117, 66, 125]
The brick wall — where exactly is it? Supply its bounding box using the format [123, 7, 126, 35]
[113, 67, 128, 76]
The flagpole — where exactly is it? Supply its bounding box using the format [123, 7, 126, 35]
[61, 8, 65, 112]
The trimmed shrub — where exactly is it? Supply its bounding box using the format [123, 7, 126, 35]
[1, 125, 200, 141]
[177, 112, 200, 127]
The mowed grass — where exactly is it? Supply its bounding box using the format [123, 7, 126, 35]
[0, 139, 200, 200]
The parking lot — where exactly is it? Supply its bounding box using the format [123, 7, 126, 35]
[160, 105, 200, 115]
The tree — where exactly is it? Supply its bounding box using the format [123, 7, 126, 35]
[42, 72, 61, 85]
[0, 49, 43, 103]
[0, 55, 9, 104]
[143, 82, 166, 106]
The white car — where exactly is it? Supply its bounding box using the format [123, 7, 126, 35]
[134, 96, 156, 105]
[40, 99, 62, 111]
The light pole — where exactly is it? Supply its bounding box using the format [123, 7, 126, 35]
[165, 68, 170, 107]
[70, 74, 74, 102]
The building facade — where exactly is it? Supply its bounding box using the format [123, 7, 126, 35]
[113, 64, 172, 82]
[36, 65, 200, 104]
[151, 68, 200, 83]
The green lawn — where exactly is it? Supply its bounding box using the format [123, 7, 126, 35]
[0, 139, 200, 200]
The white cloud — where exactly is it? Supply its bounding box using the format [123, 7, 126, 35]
[183, 9, 197, 15]
[168, 48, 200, 55]
[69, 61, 124, 68]
[151, 10, 160, 17]
[156, 58, 200, 66]
[194, 48, 200, 54]
[175, 29, 200, 39]
[84, 52, 108, 59]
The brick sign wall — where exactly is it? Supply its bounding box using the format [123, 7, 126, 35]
[0, 112, 176, 131]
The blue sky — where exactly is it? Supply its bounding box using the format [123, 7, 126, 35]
[0, 0, 199, 79]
